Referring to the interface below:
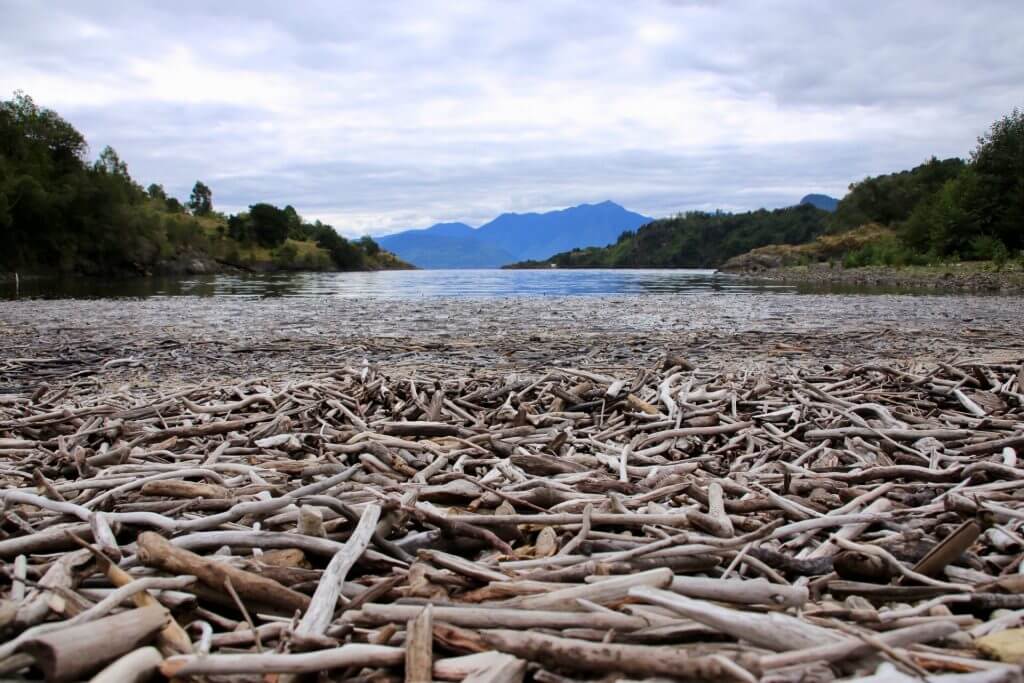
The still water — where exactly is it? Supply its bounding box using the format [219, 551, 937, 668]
[5, 269, 800, 299]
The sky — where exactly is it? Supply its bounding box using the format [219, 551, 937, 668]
[2, 1, 1022, 237]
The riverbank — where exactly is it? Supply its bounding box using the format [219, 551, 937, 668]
[730, 262, 1024, 293]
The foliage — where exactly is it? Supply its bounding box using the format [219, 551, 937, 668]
[971, 108, 1024, 250]
[0, 91, 410, 275]
[829, 157, 966, 233]
[840, 233, 931, 268]
[188, 180, 213, 216]
[717, 107, 1022, 271]
[513, 204, 829, 268]
[248, 203, 291, 247]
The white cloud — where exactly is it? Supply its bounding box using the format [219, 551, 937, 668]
[1, 0, 1021, 236]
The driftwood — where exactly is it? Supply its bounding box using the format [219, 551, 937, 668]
[87, 646, 163, 683]
[1, 339, 1023, 681]
[135, 531, 310, 613]
[17, 605, 168, 682]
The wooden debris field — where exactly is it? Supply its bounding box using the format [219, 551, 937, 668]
[1, 345, 1024, 682]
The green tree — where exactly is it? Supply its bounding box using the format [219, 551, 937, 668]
[147, 183, 167, 201]
[969, 108, 1024, 250]
[95, 146, 128, 176]
[248, 203, 290, 247]
[358, 235, 380, 255]
[188, 180, 213, 216]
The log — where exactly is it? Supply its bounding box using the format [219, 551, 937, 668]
[18, 605, 168, 683]
[760, 620, 959, 670]
[160, 644, 406, 676]
[669, 575, 808, 608]
[135, 531, 309, 613]
[630, 586, 842, 651]
[475, 628, 757, 681]
[351, 603, 648, 631]
[405, 604, 433, 683]
[88, 646, 163, 683]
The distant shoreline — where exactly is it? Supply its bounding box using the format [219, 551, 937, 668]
[729, 262, 1024, 293]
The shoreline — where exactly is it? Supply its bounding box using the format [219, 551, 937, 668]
[2, 293, 1021, 389]
[727, 262, 1024, 293]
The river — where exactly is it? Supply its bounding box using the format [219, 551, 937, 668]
[4, 269, 796, 299]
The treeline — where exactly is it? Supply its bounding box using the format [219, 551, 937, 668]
[0, 92, 406, 274]
[514, 107, 1023, 270]
[512, 203, 829, 268]
[830, 109, 1023, 266]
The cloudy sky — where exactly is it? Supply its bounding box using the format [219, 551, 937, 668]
[2, 1, 1021, 236]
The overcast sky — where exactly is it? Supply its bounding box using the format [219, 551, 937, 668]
[2, 1, 1021, 236]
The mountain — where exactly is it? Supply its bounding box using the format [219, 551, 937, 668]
[376, 201, 652, 268]
[799, 194, 840, 212]
[375, 223, 516, 269]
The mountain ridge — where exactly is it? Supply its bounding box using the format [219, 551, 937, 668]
[799, 194, 840, 212]
[376, 201, 652, 268]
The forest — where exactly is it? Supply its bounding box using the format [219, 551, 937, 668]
[513, 108, 1024, 269]
[0, 92, 407, 275]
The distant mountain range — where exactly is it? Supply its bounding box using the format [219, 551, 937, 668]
[376, 201, 653, 269]
[799, 194, 840, 212]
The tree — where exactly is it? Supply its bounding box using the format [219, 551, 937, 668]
[358, 235, 380, 255]
[95, 146, 128, 176]
[0, 91, 87, 167]
[147, 183, 167, 201]
[968, 107, 1024, 250]
[248, 203, 290, 247]
[188, 181, 212, 216]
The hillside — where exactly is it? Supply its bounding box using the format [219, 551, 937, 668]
[506, 203, 829, 269]
[724, 107, 1024, 271]
[0, 93, 411, 276]
[377, 201, 652, 268]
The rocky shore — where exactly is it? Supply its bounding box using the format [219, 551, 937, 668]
[729, 263, 1024, 293]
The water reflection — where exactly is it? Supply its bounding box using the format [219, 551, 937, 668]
[4, 269, 803, 299]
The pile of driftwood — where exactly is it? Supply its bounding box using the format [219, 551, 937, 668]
[1, 356, 1023, 682]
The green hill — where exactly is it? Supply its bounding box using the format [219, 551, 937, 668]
[512, 106, 1023, 271]
[506, 204, 829, 269]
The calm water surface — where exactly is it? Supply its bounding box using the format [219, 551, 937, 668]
[6, 269, 802, 299]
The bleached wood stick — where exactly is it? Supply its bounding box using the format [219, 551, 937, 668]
[161, 644, 405, 676]
[88, 646, 163, 683]
[18, 605, 168, 683]
[434, 652, 524, 681]
[350, 603, 648, 631]
[463, 652, 527, 683]
[501, 567, 672, 611]
[405, 605, 433, 683]
[760, 620, 958, 670]
[630, 586, 842, 651]
[668, 575, 807, 608]
[295, 502, 381, 636]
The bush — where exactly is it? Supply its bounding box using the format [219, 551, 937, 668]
[273, 241, 298, 268]
[969, 235, 1010, 263]
[840, 233, 930, 268]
